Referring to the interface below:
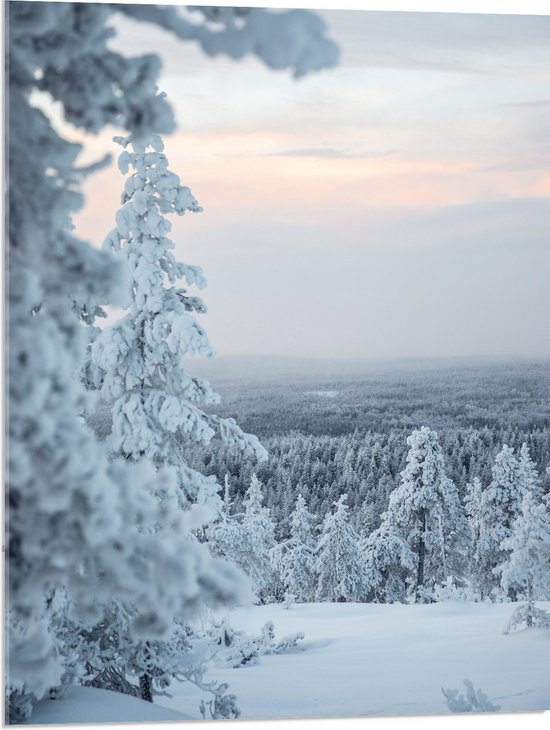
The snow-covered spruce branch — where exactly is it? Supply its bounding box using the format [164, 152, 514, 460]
[115, 4, 339, 79]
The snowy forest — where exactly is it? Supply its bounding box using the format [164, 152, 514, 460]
[6, 1, 550, 725]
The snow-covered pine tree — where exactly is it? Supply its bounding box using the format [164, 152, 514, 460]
[518, 443, 542, 501]
[206, 475, 246, 568]
[223, 473, 232, 512]
[315, 494, 365, 603]
[465, 477, 484, 543]
[383, 427, 469, 602]
[239, 474, 281, 603]
[355, 499, 381, 538]
[361, 521, 415, 603]
[465, 476, 486, 598]
[7, 3, 338, 720]
[272, 493, 317, 602]
[499, 491, 550, 631]
[476, 444, 524, 600]
[85, 132, 266, 503]
[80, 131, 269, 701]
[5, 5, 239, 716]
[50, 597, 240, 718]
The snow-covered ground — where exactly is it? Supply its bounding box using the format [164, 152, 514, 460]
[160, 601, 550, 721]
[25, 686, 191, 724]
[25, 601, 550, 725]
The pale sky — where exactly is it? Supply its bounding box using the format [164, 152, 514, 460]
[69, 6, 550, 359]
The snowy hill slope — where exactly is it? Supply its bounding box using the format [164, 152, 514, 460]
[25, 686, 192, 724]
[160, 601, 550, 721]
[23, 602, 549, 724]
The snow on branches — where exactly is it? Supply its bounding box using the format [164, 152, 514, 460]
[117, 5, 340, 79]
[371, 427, 469, 602]
[85, 134, 266, 508]
[272, 493, 317, 603]
[8, 0, 337, 713]
[315, 494, 365, 603]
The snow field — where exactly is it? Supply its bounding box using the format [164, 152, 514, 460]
[160, 601, 550, 720]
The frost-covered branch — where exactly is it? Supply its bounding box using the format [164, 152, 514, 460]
[114, 4, 340, 79]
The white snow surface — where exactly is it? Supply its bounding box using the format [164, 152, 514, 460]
[25, 686, 191, 724]
[24, 602, 550, 724]
[160, 601, 550, 720]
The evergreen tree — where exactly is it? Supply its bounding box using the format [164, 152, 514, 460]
[356, 498, 382, 537]
[206, 475, 245, 568]
[238, 474, 281, 603]
[80, 131, 269, 702]
[85, 133, 266, 503]
[477, 445, 524, 599]
[499, 492, 550, 631]
[272, 493, 317, 602]
[315, 495, 365, 603]
[465, 477, 484, 540]
[518, 443, 542, 500]
[5, 5, 238, 713]
[6, 3, 338, 719]
[383, 427, 469, 602]
[465, 476, 485, 597]
[361, 522, 415, 603]
[50, 597, 240, 717]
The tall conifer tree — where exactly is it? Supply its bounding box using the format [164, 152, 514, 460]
[382, 427, 468, 601]
[315, 495, 365, 603]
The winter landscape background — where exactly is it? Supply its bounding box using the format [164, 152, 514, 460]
[6, 0, 550, 726]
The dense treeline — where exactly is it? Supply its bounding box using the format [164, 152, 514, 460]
[186, 426, 550, 540]
[84, 360, 550, 708]
[205, 427, 550, 622]
[191, 357, 550, 436]
[91, 359, 550, 541]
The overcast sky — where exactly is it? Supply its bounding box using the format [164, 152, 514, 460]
[71, 6, 550, 360]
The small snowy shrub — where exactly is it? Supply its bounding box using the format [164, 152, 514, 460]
[503, 602, 550, 635]
[442, 678, 500, 712]
[282, 592, 297, 609]
[433, 577, 470, 603]
[209, 619, 304, 669]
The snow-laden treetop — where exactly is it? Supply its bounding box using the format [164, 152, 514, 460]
[87, 133, 267, 506]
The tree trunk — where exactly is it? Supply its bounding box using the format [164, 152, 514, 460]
[526, 583, 534, 627]
[139, 673, 153, 703]
[416, 507, 427, 601]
